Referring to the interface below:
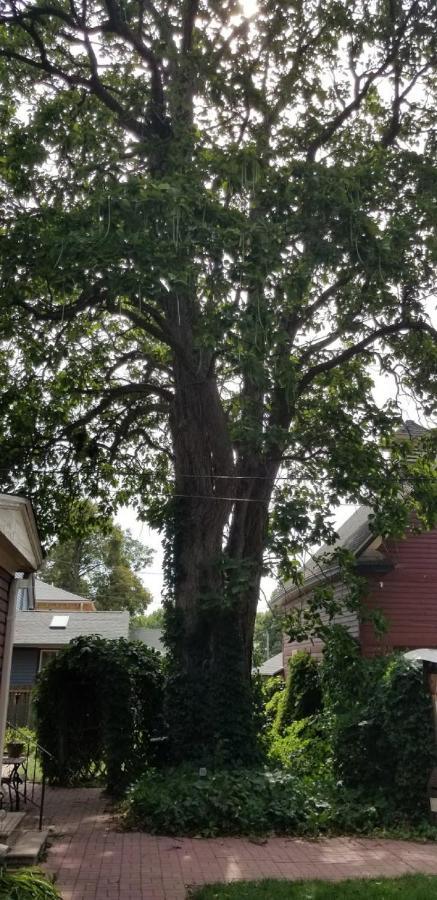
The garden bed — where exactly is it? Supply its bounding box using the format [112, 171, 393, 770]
[125, 767, 437, 839]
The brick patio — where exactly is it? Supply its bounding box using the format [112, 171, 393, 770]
[27, 787, 437, 899]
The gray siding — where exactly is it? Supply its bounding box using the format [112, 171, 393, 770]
[283, 583, 359, 668]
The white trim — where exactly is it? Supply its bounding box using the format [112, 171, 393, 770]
[0, 494, 43, 572]
[0, 578, 19, 760]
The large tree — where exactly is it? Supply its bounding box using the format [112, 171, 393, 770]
[40, 519, 154, 614]
[0, 0, 436, 763]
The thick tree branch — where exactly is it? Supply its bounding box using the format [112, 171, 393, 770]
[181, 0, 198, 54]
[297, 318, 437, 396]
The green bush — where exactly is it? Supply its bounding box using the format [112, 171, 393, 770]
[126, 767, 316, 836]
[320, 629, 436, 816]
[276, 652, 322, 734]
[262, 676, 285, 704]
[34, 635, 164, 794]
[0, 868, 60, 899]
[268, 716, 330, 777]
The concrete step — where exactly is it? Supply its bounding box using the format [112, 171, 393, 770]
[0, 811, 26, 839]
[5, 829, 49, 866]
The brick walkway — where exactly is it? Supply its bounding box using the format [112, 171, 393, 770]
[28, 787, 437, 899]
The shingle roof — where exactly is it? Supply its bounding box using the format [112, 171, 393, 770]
[293, 504, 373, 583]
[394, 420, 428, 440]
[35, 579, 91, 604]
[257, 653, 284, 677]
[14, 610, 130, 646]
[272, 505, 374, 608]
[129, 626, 165, 654]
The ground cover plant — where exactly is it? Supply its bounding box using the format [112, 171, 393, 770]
[0, 868, 60, 900]
[190, 876, 437, 900]
[125, 764, 437, 839]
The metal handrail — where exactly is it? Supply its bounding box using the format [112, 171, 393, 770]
[4, 722, 53, 830]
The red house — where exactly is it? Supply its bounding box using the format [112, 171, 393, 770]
[272, 422, 437, 666]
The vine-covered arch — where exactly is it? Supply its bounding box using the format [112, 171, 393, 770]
[34, 635, 164, 794]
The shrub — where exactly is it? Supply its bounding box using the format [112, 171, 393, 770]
[276, 651, 322, 734]
[0, 868, 60, 899]
[34, 635, 164, 793]
[262, 676, 285, 704]
[320, 629, 436, 816]
[268, 716, 330, 777]
[126, 767, 316, 836]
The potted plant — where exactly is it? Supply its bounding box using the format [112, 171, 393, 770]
[5, 740, 25, 758]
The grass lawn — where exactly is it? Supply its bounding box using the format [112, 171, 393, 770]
[191, 875, 437, 899]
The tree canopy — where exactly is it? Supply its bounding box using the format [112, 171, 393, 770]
[132, 608, 165, 628]
[40, 518, 154, 614]
[253, 610, 283, 666]
[0, 0, 436, 763]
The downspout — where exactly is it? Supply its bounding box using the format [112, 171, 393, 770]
[0, 575, 19, 761]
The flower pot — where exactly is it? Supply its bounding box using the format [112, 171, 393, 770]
[6, 741, 24, 758]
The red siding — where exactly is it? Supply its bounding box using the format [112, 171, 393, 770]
[0, 566, 12, 679]
[360, 529, 437, 655]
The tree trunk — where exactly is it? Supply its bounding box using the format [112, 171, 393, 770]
[164, 350, 278, 765]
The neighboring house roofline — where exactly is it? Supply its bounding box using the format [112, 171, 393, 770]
[13, 609, 130, 646]
[271, 505, 376, 610]
[256, 652, 284, 677]
[35, 579, 93, 605]
[0, 494, 43, 572]
[272, 418, 431, 612]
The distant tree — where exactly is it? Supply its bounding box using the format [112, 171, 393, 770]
[253, 610, 283, 666]
[132, 608, 165, 629]
[40, 521, 154, 615]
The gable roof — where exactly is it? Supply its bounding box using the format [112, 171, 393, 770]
[271, 506, 376, 606]
[394, 420, 428, 440]
[257, 652, 284, 677]
[272, 505, 374, 609]
[35, 579, 91, 604]
[272, 420, 432, 610]
[14, 610, 130, 646]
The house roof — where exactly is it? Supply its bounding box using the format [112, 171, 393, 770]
[272, 419, 432, 610]
[35, 579, 91, 604]
[272, 505, 374, 609]
[14, 610, 130, 646]
[257, 652, 284, 677]
[129, 626, 165, 654]
[394, 420, 428, 440]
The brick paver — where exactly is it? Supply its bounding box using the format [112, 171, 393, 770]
[23, 787, 437, 899]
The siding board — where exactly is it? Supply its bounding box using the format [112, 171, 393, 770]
[282, 584, 359, 668]
[360, 529, 437, 655]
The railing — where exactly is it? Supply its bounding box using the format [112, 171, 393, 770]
[2, 723, 54, 830]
